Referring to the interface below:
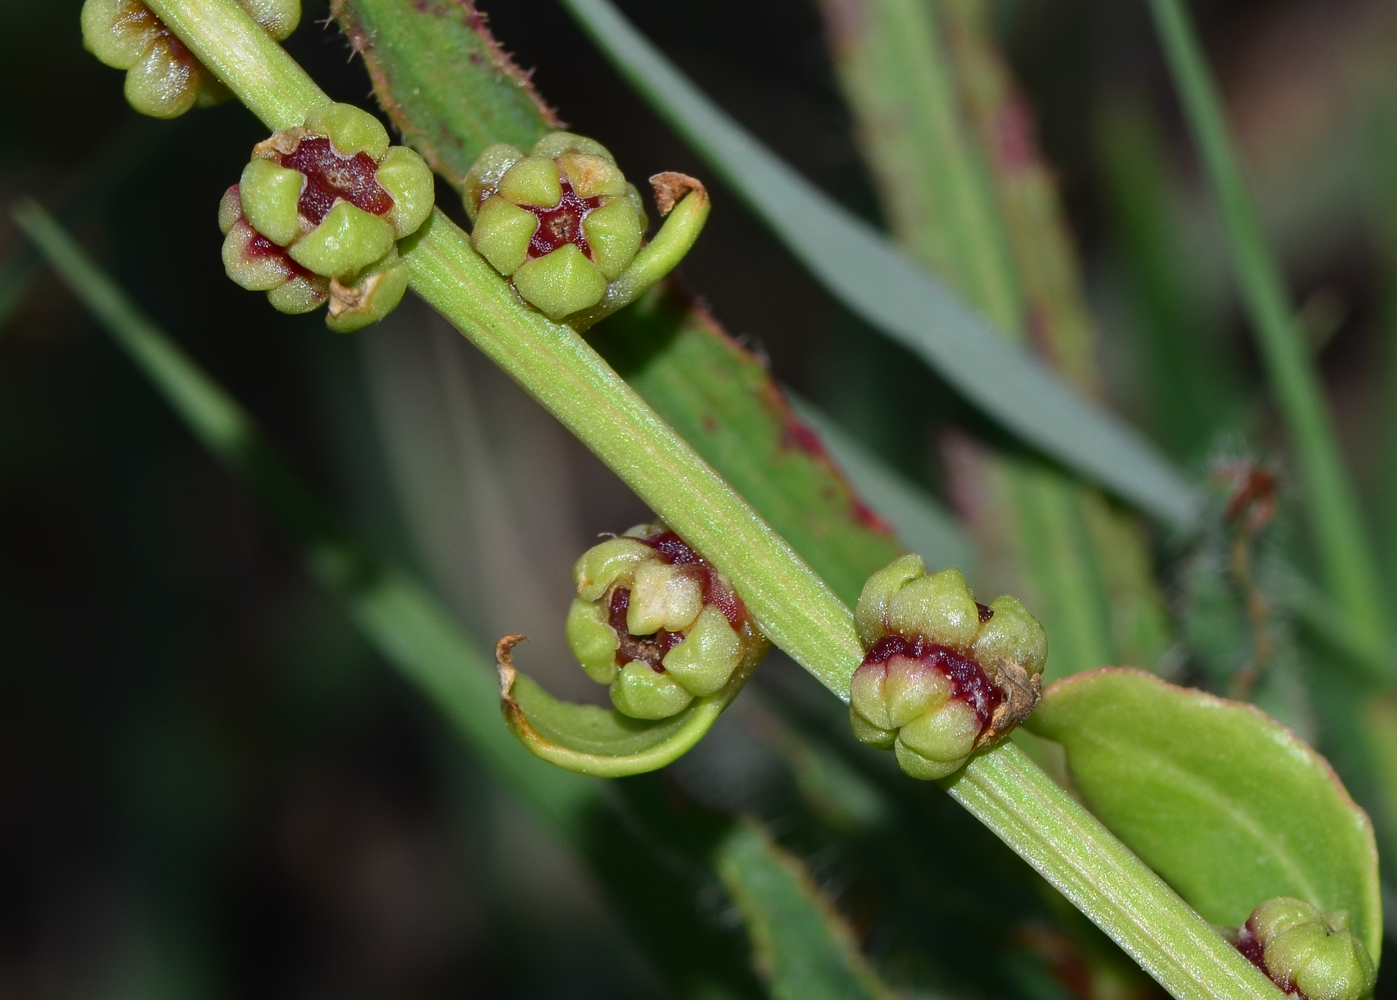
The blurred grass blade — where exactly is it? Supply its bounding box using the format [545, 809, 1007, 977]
[10, 197, 595, 827]
[716, 820, 906, 1000]
[14, 198, 782, 999]
[788, 393, 973, 572]
[558, 0, 1198, 530]
[1147, 0, 1388, 647]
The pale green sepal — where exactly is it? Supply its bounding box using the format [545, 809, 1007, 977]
[325, 258, 409, 333]
[463, 143, 526, 220]
[566, 598, 620, 684]
[973, 594, 1048, 677]
[498, 636, 756, 777]
[266, 274, 328, 315]
[558, 153, 627, 198]
[531, 131, 616, 163]
[237, 0, 300, 40]
[662, 605, 741, 696]
[512, 243, 607, 320]
[573, 537, 653, 601]
[471, 196, 537, 277]
[627, 561, 703, 635]
[848, 708, 895, 750]
[375, 145, 435, 238]
[288, 201, 395, 278]
[897, 699, 979, 762]
[853, 553, 924, 648]
[303, 101, 390, 159]
[125, 39, 201, 119]
[884, 658, 950, 728]
[1027, 668, 1382, 959]
[239, 158, 303, 246]
[893, 739, 964, 781]
[583, 198, 643, 280]
[887, 566, 980, 651]
[566, 180, 710, 332]
[498, 155, 562, 207]
[82, 0, 158, 68]
[611, 661, 694, 720]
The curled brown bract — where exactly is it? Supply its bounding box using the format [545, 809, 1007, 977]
[975, 657, 1042, 750]
[649, 172, 707, 216]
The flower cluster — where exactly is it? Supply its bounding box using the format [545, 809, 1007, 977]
[1234, 897, 1375, 1000]
[848, 554, 1047, 779]
[464, 133, 650, 321]
[219, 102, 435, 332]
[81, 0, 299, 118]
[566, 525, 768, 720]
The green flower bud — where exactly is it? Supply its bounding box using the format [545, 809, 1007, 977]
[611, 661, 695, 720]
[1236, 897, 1376, 1000]
[219, 103, 436, 330]
[564, 525, 769, 720]
[464, 131, 707, 326]
[81, 0, 298, 119]
[847, 557, 1048, 780]
[219, 185, 329, 313]
[565, 598, 620, 685]
[325, 251, 410, 334]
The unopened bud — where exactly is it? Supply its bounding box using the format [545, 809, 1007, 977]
[565, 524, 768, 720]
[82, 0, 299, 119]
[1234, 897, 1375, 1000]
[848, 555, 1047, 779]
[464, 133, 707, 326]
[219, 103, 434, 330]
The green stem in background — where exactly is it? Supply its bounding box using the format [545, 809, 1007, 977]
[1147, 0, 1389, 651]
[103, 5, 1281, 996]
[147, 0, 862, 692]
[11, 197, 596, 830]
[144, 0, 328, 129]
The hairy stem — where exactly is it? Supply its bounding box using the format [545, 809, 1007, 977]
[133, 3, 1279, 996]
[1147, 0, 1389, 653]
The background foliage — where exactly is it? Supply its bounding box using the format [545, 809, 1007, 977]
[4, 0, 1397, 997]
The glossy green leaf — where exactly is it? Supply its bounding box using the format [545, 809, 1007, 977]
[498, 637, 758, 777]
[716, 821, 905, 1000]
[558, 0, 1199, 530]
[1027, 668, 1381, 958]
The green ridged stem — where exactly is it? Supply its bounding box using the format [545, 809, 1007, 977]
[107, 5, 1289, 997]
[144, 0, 328, 130]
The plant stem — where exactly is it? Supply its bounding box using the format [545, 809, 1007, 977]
[129, 4, 1280, 996]
[949, 743, 1278, 1000]
[1147, 0, 1389, 651]
[400, 210, 862, 689]
[145, 0, 328, 129]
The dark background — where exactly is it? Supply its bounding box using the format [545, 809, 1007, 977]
[2, 0, 1394, 996]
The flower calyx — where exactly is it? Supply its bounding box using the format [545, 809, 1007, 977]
[219, 102, 435, 332]
[565, 524, 769, 720]
[848, 554, 1047, 780]
[464, 132, 710, 327]
[81, 0, 301, 119]
[1233, 897, 1376, 1000]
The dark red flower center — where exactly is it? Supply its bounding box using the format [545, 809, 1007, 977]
[1234, 921, 1310, 1000]
[863, 635, 1002, 728]
[525, 178, 600, 260]
[281, 136, 394, 226]
[601, 532, 749, 672]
